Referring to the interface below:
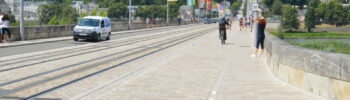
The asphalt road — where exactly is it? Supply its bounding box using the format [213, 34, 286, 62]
[0, 25, 197, 57]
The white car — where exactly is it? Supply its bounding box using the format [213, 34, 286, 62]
[73, 16, 112, 42]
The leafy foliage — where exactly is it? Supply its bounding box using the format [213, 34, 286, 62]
[107, 3, 128, 18]
[281, 5, 299, 32]
[315, 1, 348, 26]
[272, 0, 283, 15]
[99, 10, 107, 17]
[263, 0, 274, 8]
[230, 1, 241, 17]
[90, 8, 98, 16]
[304, 0, 320, 32]
[38, 4, 78, 25]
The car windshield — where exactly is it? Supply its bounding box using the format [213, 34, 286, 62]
[78, 19, 100, 27]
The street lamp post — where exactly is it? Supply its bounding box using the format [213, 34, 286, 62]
[167, 0, 169, 25]
[128, 0, 131, 30]
[205, 0, 207, 19]
[224, 0, 226, 17]
[20, 0, 25, 40]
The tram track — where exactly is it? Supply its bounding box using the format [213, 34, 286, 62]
[0, 24, 200, 63]
[0, 26, 215, 99]
[0, 25, 205, 73]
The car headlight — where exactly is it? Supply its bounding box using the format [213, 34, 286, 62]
[89, 29, 96, 33]
[74, 28, 82, 32]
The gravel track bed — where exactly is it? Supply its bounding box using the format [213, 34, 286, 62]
[0, 25, 215, 99]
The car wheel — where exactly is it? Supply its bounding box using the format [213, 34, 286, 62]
[106, 33, 111, 40]
[74, 37, 78, 41]
[95, 34, 101, 42]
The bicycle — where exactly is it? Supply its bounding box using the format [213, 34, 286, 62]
[219, 29, 226, 45]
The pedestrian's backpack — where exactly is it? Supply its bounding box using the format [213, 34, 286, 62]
[219, 18, 226, 28]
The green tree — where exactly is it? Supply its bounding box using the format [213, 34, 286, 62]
[231, 2, 241, 16]
[281, 5, 299, 32]
[82, 12, 88, 17]
[348, 10, 350, 23]
[263, 0, 274, 7]
[107, 3, 128, 18]
[316, 0, 348, 26]
[136, 4, 174, 19]
[272, 0, 283, 15]
[305, 0, 320, 32]
[291, 0, 307, 9]
[99, 10, 107, 17]
[90, 8, 98, 16]
[168, 2, 179, 20]
[243, 1, 247, 16]
[38, 4, 78, 25]
[7, 13, 16, 23]
[48, 16, 59, 25]
[315, 2, 326, 21]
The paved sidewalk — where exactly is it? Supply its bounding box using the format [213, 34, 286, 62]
[85, 22, 326, 100]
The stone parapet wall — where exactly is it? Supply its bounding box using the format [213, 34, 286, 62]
[264, 32, 350, 100]
[7, 21, 199, 41]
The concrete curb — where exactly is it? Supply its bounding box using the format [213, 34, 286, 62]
[0, 24, 198, 48]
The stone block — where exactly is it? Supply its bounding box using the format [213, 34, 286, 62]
[306, 51, 342, 79]
[341, 55, 350, 81]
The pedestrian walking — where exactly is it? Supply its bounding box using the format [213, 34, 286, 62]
[177, 17, 181, 25]
[0, 12, 3, 42]
[239, 18, 243, 31]
[247, 18, 251, 29]
[244, 18, 249, 31]
[243, 18, 246, 31]
[251, 16, 267, 57]
[146, 18, 150, 28]
[229, 18, 233, 30]
[1, 14, 11, 43]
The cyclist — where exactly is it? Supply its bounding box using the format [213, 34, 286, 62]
[219, 17, 230, 45]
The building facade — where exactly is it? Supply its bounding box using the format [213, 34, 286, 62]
[0, 0, 10, 13]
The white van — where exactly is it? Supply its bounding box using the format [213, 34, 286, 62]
[73, 16, 112, 42]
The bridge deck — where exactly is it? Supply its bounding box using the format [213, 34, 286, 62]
[76, 23, 326, 100]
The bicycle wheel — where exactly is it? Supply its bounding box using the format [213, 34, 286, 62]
[220, 31, 225, 45]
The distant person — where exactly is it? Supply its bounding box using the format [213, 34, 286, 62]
[228, 18, 233, 30]
[226, 18, 231, 30]
[177, 18, 181, 25]
[152, 19, 156, 27]
[247, 18, 251, 28]
[0, 12, 3, 42]
[251, 16, 267, 57]
[146, 18, 150, 28]
[244, 18, 249, 31]
[219, 17, 230, 45]
[1, 14, 11, 43]
[239, 18, 243, 31]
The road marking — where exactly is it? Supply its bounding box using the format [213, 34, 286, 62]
[207, 45, 235, 100]
[68, 30, 211, 100]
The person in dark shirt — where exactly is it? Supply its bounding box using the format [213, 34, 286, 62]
[251, 16, 267, 57]
[239, 18, 243, 31]
[219, 17, 230, 44]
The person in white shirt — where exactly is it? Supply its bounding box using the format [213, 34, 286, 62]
[1, 14, 11, 43]
[0, 12, 3, 42]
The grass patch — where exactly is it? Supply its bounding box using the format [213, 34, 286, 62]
[10, 21, 41, 26]
[289, 40, 350, 54]
[316, 24, 350, 28]
[283, 32, 350, 39]
[266, 29, 350, 39]
[267, 28, 350, 54]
